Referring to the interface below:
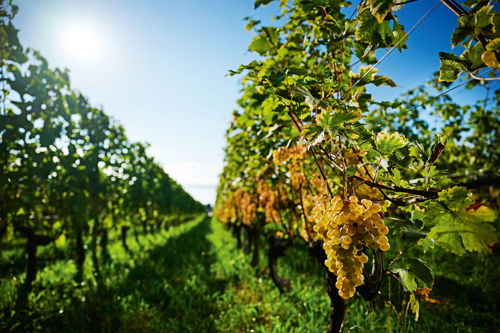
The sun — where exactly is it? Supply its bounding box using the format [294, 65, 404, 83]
[62, 24, 103, 62]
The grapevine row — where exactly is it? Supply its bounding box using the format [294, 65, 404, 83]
[0, 1, 204, 308]
[215, 1, 499, 331]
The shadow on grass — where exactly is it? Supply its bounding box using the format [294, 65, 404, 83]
[20, 217, 227, 333]
[420, 275, 500, 332]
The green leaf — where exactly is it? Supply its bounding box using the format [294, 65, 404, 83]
[351, 66, 396, 87]
[354, 43, 378, 64]
[451, 26, 474, 47]
[262, 27, 279, 46]
[301, 124, 324, 144]
[245, 19, 261, 31]
[425, 219, 496, 254]
[375, 129, 408, 155]
[409, 294, 420, 321]
[254, 0, 273, 9]
[263, 221, 286, 234]
[461, 43, 486, 71]
[486, 38, 500, 51]
[474, 5, 492, 29]
[462, 0, 482, 8]
[401, 222, 427, 242]
[320, 111, 361, 129]
[368, 0, 395, 23]
[482, 37, 500, 68]
[408, 145, 421, 159]
[372, 74, 397, 87]
[356, 10, 391, 47]
[438, 52, 467, 82]
[392, 22, 408, 51]
[490, 13, 500, 34]
[249, 35, 273, 54]
[55, 234, 66, 247]
[389, 258, 434, 292]
[345, 165, 358, 176]
[457, 15, 472, 28]
[292, 86, 320, 110]
[415, 187, 498, 255]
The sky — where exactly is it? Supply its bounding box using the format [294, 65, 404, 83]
[11, 0, 492, 205]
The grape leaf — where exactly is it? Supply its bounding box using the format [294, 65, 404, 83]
[372, 75, 397, 87]
[451, 26, 474, 47]
[318, 111, 362, 129]
[474, 6, 493, 29]
[486, 38, 500, 51]
[356, 10, 390, 47]
[375, 129, 408, 155]
[462, 43, 486, 71]
[292, 86, 320, 110]
[254, 0, 273, 9]
[389, 258, 434, 292]
[55, 234, 66, 247]
[368, 0, 395, 23]
[415, 187, 498, 255]
[438, 52, 468, 82]
[462, 0, 482, 8]
[249, 35, 273, 55]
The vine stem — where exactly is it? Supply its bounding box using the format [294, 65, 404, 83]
[350, 174, 438, 197]
[287, 110, 335, 198]
[468, 71, 500, 82]
[440, 0, 488, 46]
[275, 179, 293, 239]
[297, 183, 313, 242]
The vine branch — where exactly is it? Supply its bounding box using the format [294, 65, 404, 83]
[469, 71, 500, 82]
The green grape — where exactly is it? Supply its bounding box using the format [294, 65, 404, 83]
[313, 195, 390, 299]
[358, 253, 369, 264]
[357, 224, 367, 234]
[341, 235, 352, 245]
[346, 225, 357, 236]
[379, 243, 390, 251]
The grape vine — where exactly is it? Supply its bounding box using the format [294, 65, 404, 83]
[215, 0, 499, 331]
[0, 0, 204, 307]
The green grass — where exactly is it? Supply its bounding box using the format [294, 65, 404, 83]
[1, 216, 498, 332]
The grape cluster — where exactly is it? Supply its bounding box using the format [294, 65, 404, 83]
[214, 193, 237, 224]
[234, 188, 257, 226]
[257, 180, 281, 224]
[311, 195, 390, 299]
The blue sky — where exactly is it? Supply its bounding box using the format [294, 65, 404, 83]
[12, 0, 490, 205]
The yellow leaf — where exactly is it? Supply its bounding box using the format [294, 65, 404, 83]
[481, 50, 500, 68]
[414, 287, 440, 304]
[56, 234, 66, 247]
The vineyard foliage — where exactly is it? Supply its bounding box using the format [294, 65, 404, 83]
[215, 0, 499, 330]
[0, 0, 204, 308]
[0, 0, 499, 331]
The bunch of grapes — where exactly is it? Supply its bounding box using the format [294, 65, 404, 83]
[214, 193, 237, 224]
[234, 188, 257, 226]
[257, 180, 281, 224]
[311, 195, 390, 299]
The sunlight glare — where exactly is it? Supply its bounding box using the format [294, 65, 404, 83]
[62, 24, 103, 62]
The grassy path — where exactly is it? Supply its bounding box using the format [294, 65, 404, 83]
[2, 216, 330, 332]
[2, 216, 498, 332]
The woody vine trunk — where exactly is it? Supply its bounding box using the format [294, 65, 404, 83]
[268, 235, 292, 293]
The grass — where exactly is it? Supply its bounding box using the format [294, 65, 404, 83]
[1, 216, 498, 332]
